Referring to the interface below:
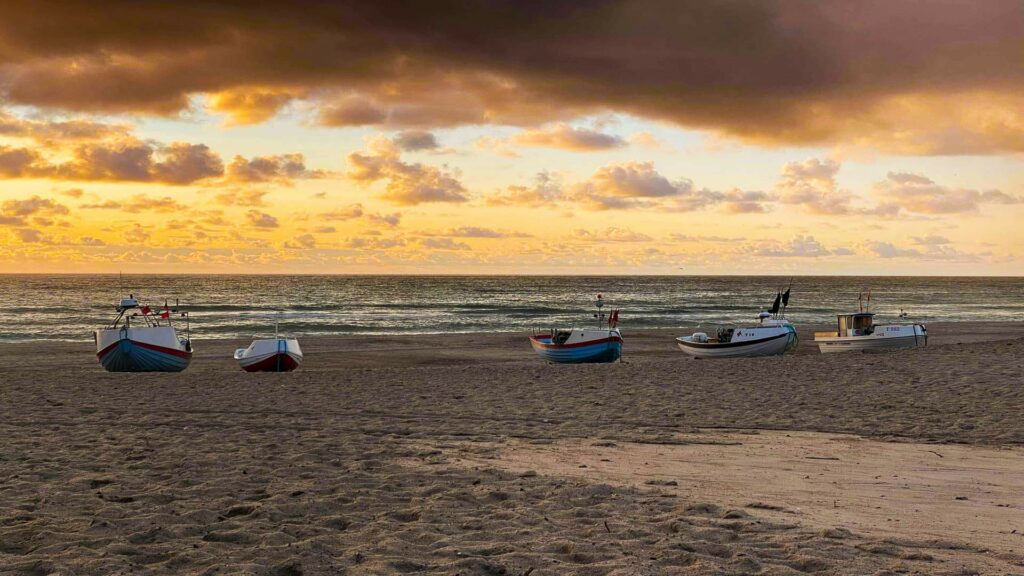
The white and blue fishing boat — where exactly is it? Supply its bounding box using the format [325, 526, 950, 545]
[676, 287, 798, 359]
[529, 295, 622, 363]
[94, 295, 192, 372]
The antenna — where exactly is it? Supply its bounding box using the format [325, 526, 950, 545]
[866, 289, 872, 312]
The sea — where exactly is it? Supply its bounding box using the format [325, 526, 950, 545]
[0, 275, 1021, 342]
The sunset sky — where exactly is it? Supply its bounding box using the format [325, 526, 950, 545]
[0, 1, 1022, 274]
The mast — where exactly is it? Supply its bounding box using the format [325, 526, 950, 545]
[780, 278, 793, 318]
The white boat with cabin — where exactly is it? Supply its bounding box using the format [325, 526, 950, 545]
[814, 294, 926, 353]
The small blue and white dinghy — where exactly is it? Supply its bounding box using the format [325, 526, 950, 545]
[530, 295, 622, 363]
[94, 295, 193, 372]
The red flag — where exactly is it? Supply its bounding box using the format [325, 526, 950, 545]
[159, 311, 170, 319]
[141, 306, 152, 315]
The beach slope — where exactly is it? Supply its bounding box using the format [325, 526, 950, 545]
[1, 323, 1023, 574]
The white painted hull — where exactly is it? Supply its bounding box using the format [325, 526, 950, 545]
[676, 327, 796, 359]
[816, 332, 925, 353]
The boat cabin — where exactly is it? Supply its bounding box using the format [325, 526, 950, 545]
[835, 312, 875, 337]
[119, 297, 139, 309]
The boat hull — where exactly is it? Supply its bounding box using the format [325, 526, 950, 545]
[529, 334, 622, 363]
[95, 329, 192, 373]
[676, 328, 796, 359]
[816, 333, 925, 353]
[239, 352, 302, 372]
[235, 338, 303, 372]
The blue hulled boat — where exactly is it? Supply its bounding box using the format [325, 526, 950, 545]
[529, 295, 622, 363]
[94, 295, 193, 372]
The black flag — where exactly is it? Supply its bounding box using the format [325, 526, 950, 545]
[768, 292, 781, 314]
[782, 287, 791, 307]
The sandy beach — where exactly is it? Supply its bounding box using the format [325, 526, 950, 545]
[2, 322, 1023, 575]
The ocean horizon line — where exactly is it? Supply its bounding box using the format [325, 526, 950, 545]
[1, 272, 1023, 279]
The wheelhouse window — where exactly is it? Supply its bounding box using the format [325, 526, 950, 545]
[853, 315, 873, 331]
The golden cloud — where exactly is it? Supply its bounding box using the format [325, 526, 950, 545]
[486, 173, 562, 207]
[208, 88, 298, 126]
[346, 136, 467, 205]
[568, 162, 734, 212]
[0, 109, 130, 143]
[0, 139, 224, 184]
[485, 164, 772, 213]
[572, 228, 652, 243]
[214, 189, 269, 207]
[774, 158, 856, 215]
[283, 233, 316, 249]
[225, 153, 325, 183]
[872, 172, 1020, 214]
[245, 210, 279, 229]
[511, 123, 626, 152]
[80, 194, 187, 213]
[775, 157, 1020, 217]
[0, 118, 328, 186]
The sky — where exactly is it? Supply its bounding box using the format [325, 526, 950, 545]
[0, 1, 1022, 275]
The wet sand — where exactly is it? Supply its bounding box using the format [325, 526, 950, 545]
[1, 322, 1023, 574]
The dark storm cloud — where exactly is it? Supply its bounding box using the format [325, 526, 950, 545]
[0, 1, 1021, 152]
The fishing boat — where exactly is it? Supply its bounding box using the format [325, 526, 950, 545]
[676, 288, 798, 358]
[529, 295, 622, 363]
[233, 317, 303, 372]
[814, 292, 926, 353]
[94, 295, 192, 372]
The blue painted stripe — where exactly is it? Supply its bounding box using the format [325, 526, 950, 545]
[531, 340, 622, 364]
[99, 339, 191, 372]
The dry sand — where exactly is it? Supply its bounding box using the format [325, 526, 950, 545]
[1, 322, 1023, 575]
[429, 431, 1024, 558]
